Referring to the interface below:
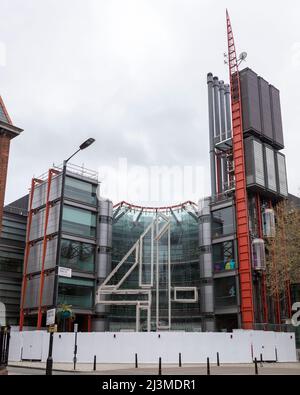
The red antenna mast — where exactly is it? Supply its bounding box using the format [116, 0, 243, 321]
[226, 10, 255, 329]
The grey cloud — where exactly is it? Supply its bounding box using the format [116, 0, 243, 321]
[1, 0, 300, 205]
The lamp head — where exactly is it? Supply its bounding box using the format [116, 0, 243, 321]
[80, 138, 95, 150]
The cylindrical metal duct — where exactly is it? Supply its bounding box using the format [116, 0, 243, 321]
[219, 80, 227, 141]
[198, 197, 215, 332]
[92, 198, 113, 332]
[252, 239, 266, 271]
[225, 84, 232, 139]
[263, 208, 276, 238]
[207, 73, 217, 199]
[213, 77, 221, 142]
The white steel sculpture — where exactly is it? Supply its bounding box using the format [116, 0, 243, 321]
[95, 212, 198, 332]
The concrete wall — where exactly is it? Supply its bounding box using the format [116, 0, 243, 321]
[8, 330, 297, 364]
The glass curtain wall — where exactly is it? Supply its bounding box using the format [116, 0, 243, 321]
[65, 176, 97, 206]
[109, 207, 200, 331]
[212, 206, 235, 239]
[62, 205, 96, 238]
[58, 277, 94, 309]
[60, 239, 95, 273]
[213, 241, 236, 273]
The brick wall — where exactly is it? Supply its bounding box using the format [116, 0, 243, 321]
[0, 133, 11, 235]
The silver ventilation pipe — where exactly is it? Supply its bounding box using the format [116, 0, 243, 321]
[219, 80, 227, 142]
[92, 198, 113, 332]
[207, 73, 217, 198]
[213, 77, 221, 142]
[225, 84, 232, 139]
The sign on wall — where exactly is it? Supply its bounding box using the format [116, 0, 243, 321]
[58, 266, 72, 278]
[46, 308, 56, 326]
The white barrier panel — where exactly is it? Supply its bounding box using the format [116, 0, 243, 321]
[9, 331, 297, 364]
[8, 331, 49, 362]
[250, 331, 277, 361]
[275, 332, 297, 362]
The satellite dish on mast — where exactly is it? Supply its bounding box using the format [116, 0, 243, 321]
[237, 52, 248, 66]
[239, 52, 248, 61]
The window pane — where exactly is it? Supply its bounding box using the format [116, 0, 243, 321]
[65, 177, 97, 205]
[212, 207, 235, 239]
[60, 239, 95, 272]
[215, 277, 237, 308]
[213, 241, 236, 272]
[58, 278, 93, 309]
[62, 206, 96, 238]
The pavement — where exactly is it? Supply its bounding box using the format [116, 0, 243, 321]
[7, 362, 300, 375]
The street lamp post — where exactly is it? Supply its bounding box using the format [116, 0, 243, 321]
[73, 323, 78, 370]
[45, 138, 95, 376]
[54, 138, 96, 307]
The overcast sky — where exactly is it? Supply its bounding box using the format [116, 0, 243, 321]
[1, 0, 300, 205]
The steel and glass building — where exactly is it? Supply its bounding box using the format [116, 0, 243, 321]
[19, 165, 99, 331]
[1, 12, 298, 337]
[0, 196, 28, 326]
[16, 63, 300, 333]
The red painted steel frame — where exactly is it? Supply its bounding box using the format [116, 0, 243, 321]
[19, 169, 60, 330]
[19, 178, 43, 330]
[269, 200, 281, 324]
[37, 169, 57, 329]
[226, 11, 255, 329]
[279, 203, 292, 319]
[113, 201, 197, 212]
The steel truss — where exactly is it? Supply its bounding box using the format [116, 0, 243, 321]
[19, 169, 60, 331]
[226, 10, 255, 329]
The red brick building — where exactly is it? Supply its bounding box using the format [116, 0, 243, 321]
[0, 97, 23, 234]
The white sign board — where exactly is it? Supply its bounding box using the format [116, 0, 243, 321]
[46, 309, 56, 326]
[58, 267, 72, 278]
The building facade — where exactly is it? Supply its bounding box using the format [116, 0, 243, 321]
[1, 14, 298, 336]
[15, 67, 300, 333]
[0, 196, 28, 326]
[19, 165, 99, 331]
[206, 65, 292, 331]
[0, 97, 23, 236]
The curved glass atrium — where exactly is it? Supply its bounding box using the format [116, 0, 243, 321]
[105, 203, 201, 332]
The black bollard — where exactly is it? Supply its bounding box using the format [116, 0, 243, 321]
[254, 358, 258, 375]
[158, 357, 162, 376]
[179, 353, 182, 368]
[207, 357, 210, 376]
[93, 355, 96, 371]
[275, 347, 278, 362]
[135, 353, 138, 369]
[260, 353, 263, 367]
[46, 332, 54, 376]
[217, 352, 220, 367]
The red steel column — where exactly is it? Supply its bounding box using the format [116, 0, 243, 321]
[37, 170, 54, 329]
[226, 11, 255, 329]
[19, 178, 40, 330]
